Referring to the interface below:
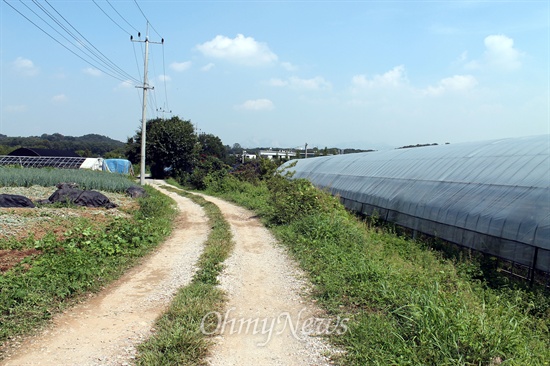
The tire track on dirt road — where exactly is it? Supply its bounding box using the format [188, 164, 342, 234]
[198, 194, 335, 366]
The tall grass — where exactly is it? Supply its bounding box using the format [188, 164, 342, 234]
[205, 174, 550, 365]
[0, 166, 135, 192]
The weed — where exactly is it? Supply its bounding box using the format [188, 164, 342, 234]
[0, 186, 176, 353]
[202, 173, 550, 365]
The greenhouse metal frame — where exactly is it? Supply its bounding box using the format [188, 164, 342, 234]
[283, 135, 550, 279]
[0, 156, 86, 169]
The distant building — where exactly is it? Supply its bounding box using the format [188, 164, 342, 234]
[259, 150, 296, 160]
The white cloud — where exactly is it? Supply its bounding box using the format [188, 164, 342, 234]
[196, 34, 278, 66]
[235, 99, 274, 111]
[158, 74, 171, 82]
[465, 35, 522, 72]
[281, 62, 298, 71]
[268, 76, 331, 90]
[268, 78, 288, 87]
[423, 75, 478, 96]
[51, 94, 67, 103]
[290, 76, 331, 90]
[483, 34, 522, 71]
[13, 57, 38, 76]
[83, 67, 102, 77]
[352, 65, 408, 88]
[170, 61, 191, 72]
[201, 63, 215, 72]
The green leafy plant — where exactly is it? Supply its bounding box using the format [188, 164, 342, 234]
[0, 186, 176, 352]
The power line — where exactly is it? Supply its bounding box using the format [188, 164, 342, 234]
[129, 0, 170, 121]
[132, 2, 169, 121]
[106, 0, 140, 34]
[3, 0, 137, 84]
[162, 42, 170, 113]
[92, 0, 132, 36]
[40, 0, 140, 84]
[132, 42, 143, 82]
[131, 27, 163, 185]
[133, 0, 162, 39]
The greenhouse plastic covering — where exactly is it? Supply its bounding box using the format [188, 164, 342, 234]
[102, 159, 133, 174]
[282, 135, 550, 272]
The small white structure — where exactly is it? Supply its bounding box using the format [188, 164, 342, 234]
[259, 150, 296, 160]
[80, 158, 104, 171]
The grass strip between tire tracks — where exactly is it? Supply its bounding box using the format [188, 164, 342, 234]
[136, 186, 233, 366]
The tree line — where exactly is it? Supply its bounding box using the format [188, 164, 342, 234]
[125, 116, 241, 189]
[0, 133, 125, 157]
[2, 116, 374, 189]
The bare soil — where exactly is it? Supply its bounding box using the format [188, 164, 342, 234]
[0, 182, 334, 365]
[0, 249, 41, 273]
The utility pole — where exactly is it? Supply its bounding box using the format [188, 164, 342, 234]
[304, 142, 308, 159]
[131, 23, 164, 185]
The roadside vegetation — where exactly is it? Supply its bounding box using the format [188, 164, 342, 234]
[136, 184, 233, 366]
[0, 168, 176, 357]
[200, 164, 550, 366]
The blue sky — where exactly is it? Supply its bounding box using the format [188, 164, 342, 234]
[1, 1, 548, 149]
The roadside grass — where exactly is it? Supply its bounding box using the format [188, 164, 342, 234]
[204, 174, 550, 365]
[0, 184, 176, 355]
[136, 185, 233, 366]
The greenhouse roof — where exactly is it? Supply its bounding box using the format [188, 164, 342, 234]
[8, 148, 81, 157]
[283, 135, 550, 272]
[0, 156, 86, 169]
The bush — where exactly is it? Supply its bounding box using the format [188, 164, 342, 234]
[266, 173, 342, 225]
[186, 156, 229, 190]
[228, 158, 281, 184]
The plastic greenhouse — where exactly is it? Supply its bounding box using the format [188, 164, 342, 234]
[282, 135, 550, 276]
[102, 159, 134, 175]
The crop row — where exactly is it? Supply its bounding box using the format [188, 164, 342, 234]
[0, 167, 136, 192]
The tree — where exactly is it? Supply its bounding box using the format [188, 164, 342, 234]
[198, 133, 226, 160]
[126, 116, 198, 179]
[231, 143, 243, 154]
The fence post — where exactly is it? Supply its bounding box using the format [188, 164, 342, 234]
[530, 246, 539, 287]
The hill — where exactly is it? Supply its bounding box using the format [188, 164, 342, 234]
[0, 133, 125, 157]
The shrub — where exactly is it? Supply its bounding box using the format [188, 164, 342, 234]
[266, 173, 342, 225]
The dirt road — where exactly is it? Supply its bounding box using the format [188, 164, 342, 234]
[1, 183, 333, 365]
[199, 194, 333, 366]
